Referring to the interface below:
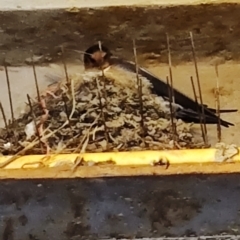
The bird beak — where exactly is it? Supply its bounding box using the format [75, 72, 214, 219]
[83, 45, 112, 70]
[91, 50, 107, 60]
[91, 51, 107, 64]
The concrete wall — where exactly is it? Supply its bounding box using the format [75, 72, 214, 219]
[0, 1, 240, 66]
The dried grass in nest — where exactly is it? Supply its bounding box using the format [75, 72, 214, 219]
[0, 70, 204, 155]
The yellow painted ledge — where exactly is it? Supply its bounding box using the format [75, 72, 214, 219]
[0, 147, 238, 179]
[0, 163, 238, 179]
[0, 148, 238, 169]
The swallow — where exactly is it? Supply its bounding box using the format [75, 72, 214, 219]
[83, 44, 237, 128]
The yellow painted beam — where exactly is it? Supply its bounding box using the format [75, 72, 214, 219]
[0, 147, 238, 169]
[0, 146, 238, 179]
[0, 162, 239, 179]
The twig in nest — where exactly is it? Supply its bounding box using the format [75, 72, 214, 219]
[190, 31, 208, 146]
[68, 76, 76, 121]
[190, 76, 205, 143]
[72, 133, 90, 171]
[95, 76, 109, 148]
[0, 115, 72, 168]
[80, 133, 90, 154]
[26, 94, 43, 152]
[45, 90, 60, 99]
[72, 115, 101, 171]
[214, 65, 221, 142]
[166, 76, 177, 146]
[38, 98, 50, 154]
[0, 135, 41, 168]
[39, 132, 82, 165]
[133, 39, 145, 138]
[166, 33, 175, 103]
[62, 94, 72, 128]
[4, 64, 14, 123]
[73, 113, 101, 153]
[0, 105, 78, 168]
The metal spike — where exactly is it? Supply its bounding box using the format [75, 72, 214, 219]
[27, 94, 43, 152]
[0, 101, 8, 131]
[189, 32, 208, 146]
[190, 76, 206, 144]
[98, 41, 108, 104]
[167, 76, 177, 146]
[4, 64, 14, 123]
[214, 65, 221, 142]
[166, 33, 175, 103]
[133, 39, 145, 138]
[31, 56, 41, 103]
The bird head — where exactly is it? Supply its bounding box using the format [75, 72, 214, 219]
[83, 44, 112, 70]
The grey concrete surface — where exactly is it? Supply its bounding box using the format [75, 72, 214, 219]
[0, 175, 240, 239]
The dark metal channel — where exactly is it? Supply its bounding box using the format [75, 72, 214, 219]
[0, 174, 240, 240]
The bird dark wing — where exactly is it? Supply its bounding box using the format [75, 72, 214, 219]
[175, 108, 233, 127]
[109, 57, 236, 127]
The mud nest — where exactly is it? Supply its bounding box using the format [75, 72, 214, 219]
[0, 70, 204, 155]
